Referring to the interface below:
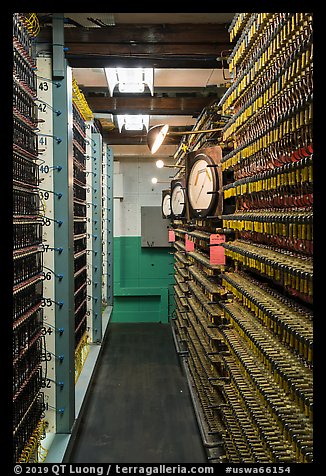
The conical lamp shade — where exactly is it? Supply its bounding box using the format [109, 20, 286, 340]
[147, 124, 169, 154]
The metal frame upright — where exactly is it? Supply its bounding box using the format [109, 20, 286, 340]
[32, 14, 114, 460]
[104, 145, 114, 306]
[52, 14, 75, 434]
[90, 132, 103, 342]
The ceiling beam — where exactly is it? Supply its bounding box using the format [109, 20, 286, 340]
[39, 23, 230, 44]
[63, 42, 231, 56]
[37, 23, 232, 68]
[102, 129, 180, 146]
[66, 56, 225, 69]
[80, 86, 221, 96]
[87, 96, 215, 115]
[111, 144, 177, 158]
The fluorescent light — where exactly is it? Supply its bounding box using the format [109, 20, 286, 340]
[116, 115, 149, 132]
[151, 177, 158, 184]
[117, 68, 143, 93]
[104, 68, 154, 96]
[105, 68, 119, 97]
[156, 160, 164, 168]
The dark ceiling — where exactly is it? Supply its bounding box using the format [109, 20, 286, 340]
[36, 13, 234, 145]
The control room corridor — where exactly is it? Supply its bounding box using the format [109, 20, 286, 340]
[68, 323, 207, 463]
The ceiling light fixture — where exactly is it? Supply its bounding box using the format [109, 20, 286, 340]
[151, 177, 170, 184]
[155, 160, 164, 169]
[117, 115, 149, 132]
[147, 123, 223, 154]
[105, 68, 154, 96]
[155, 159, 185, 169]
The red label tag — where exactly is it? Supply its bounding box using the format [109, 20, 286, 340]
[168, 229, 175, 242]
[185, 234, 195, 252]
[210, 234, 225, 265]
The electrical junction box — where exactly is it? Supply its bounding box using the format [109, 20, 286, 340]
[141, 206, 171, 247]
[113, 173, 124, 199]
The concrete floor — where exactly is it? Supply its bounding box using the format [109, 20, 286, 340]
[68, 322, 207, 464]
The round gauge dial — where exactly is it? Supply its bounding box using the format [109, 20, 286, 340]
[171, 184, 185, 217]
[162, 193, 171, 217]
[187, 154, 216, 215]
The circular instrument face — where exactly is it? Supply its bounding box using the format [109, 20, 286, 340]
[171, 184, 185, 216]
[188, 156, 215, 213]
[162, 193, 171, 217]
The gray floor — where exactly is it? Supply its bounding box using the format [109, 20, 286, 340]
[69, 322, 207, 463]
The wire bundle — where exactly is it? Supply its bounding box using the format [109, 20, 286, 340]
[72, 77, 94, 121]
[23, 13, 40, 37]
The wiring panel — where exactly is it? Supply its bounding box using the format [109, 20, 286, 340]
[13, 12, 45, 463]
[168, 12, 313, 464]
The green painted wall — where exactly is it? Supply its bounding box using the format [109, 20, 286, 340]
[111, 236, 174, 322]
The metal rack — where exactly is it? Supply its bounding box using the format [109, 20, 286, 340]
[12, 13, 114, 462]
[169, 12, 313, 464]
[13, 12, 45, 463]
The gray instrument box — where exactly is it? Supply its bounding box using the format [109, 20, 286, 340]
[141, 206, 171, 247]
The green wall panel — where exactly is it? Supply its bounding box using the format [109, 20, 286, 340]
[112, 296, 161, 323]
[112, 236, 174, 323]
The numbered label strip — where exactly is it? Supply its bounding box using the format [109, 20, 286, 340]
[36, 57, 56, 433]
[85, 121, 94, 339]
[101, 147, 108, 303]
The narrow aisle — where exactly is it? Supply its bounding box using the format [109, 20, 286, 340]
[69, 323, 207, 464]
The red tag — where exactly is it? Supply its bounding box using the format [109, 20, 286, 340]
[210, 234, 225, 265]
[168, 229, 175, 242]
[185, 234, 195, 252]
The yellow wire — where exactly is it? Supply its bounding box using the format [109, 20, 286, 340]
[72, 77, 94, 121]
[23, 13, 40, 37]
[38, 444, 48, 463]
[75, 332, 90, 383]
[17, 419, 47, 463]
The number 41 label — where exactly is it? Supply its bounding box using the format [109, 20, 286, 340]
[39, 136, 48, 146]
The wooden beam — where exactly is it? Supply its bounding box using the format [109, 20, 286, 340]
[64, 42, 231, 56]
[37, 24, 232, 68]
[66, 56, 224, 69]
[39, 23, 230, 44]
[102, 129, 180, 146]
[87, 96, 214, 115]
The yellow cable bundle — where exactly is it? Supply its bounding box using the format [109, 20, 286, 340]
[75, 332, 90, 383]
[23, 13, 40, 37]
[72, 77, 94, 121]
[38, 443, 49, 463]
[18, 419, 46, 463]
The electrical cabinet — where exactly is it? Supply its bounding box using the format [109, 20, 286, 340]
[141, 206, 171, 247]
